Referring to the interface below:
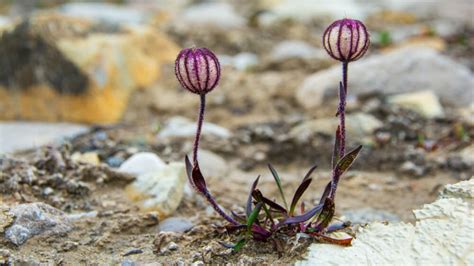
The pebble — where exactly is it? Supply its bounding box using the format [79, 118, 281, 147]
[118, 152, 166, 177]
[125, 162, 186, 217]
[158, 217, 194, 233]
[297, 48, 474, 109]
[71, 151, 100, 165]
[5, 202, 73, 246]
[400, 161, 426, 177]
[387, 90, 444, 118]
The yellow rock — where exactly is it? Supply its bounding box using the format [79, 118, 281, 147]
[0, 13, 179, 124]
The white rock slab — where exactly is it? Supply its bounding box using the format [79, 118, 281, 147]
[125, 162, 186, 218]
[0, 122, 89, 154]
[297, 48, 474, 109]
[297, 179, 474, 265]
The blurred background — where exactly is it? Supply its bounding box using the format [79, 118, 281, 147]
[0, 0, 472, 263]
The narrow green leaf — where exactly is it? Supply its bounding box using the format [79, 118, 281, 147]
[335, 145, 362, 175]
[247, 202, 263, 235]
[232, 238, 246, 251]
[268, 164, 288, 209]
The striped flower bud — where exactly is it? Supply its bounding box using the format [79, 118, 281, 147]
[175, 47, 221, 95]
[323, 18, 370, 62]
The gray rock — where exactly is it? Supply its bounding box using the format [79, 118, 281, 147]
[219, 53, 258, 71]
[297, 48, 474, 109]
[5, 202, 73, 246]
[400, 161, 427, 177]
[189, 150, 228, 178]
[158, 217, 194, 233]
[158, 116, 231, 140]
[118, 152, 166, 177]
[0, 122, 89, 154]
[343, 208, 400, 224]
[178, 3, 244, 29]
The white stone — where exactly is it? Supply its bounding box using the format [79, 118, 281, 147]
[0, 122, 89, 154]
[297, 179, 474, 265]
[60, 3, 148, 25]
[189, 149, 228, 178]
[271, 40, 325, 61]
[158, 116, 231, 140]
[297, 48, 474, 109]
[458, 145, 474, 165]
[289, 113, 382, 142]
[178, 3, 245, 29]
[387, 90, 444, 118]
[125, 162, 186, 217]
[439, 179, 474, 200]
[118, 152, 166, 177]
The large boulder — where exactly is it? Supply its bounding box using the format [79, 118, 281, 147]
[297, 178, 474, 265]
[0, 13, 178, 123]
[297, 48, 474, 109]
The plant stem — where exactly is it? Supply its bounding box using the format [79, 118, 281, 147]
[339, 61, 348, 158]
[193, 94, 206, 165]
[330, 61, 349, 200]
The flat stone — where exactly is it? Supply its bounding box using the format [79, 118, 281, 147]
[387, 90, 444, 118]
[125, 162, 186, 218]
[118, 152, 166, 177]
[0, 122, 89, 154]
[297, 179, 474, 265]
[297, 48, 474, 109]
[158, 217, 194, 233]
[5, 202, 73, 246]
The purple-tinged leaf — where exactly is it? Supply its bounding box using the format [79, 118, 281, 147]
[231, 211, 247, 224]
[313, 198, 335, 231]
[331, 126, 341, 170]
[251, 224, 272, 241]
[192, 163, 207, 192]
[326, 221, 351, 233]
[289, 165, 317, 216]
[280, 203, 323, 225]
[268, 164, 288, 209]
[246, 176, 260, 218]
[247, 202, 263, 235]
[334, 145, 362, 176]
[253, 189, 287, 214]
[308, 232, 352, 246]
[319, 181, 332, 204]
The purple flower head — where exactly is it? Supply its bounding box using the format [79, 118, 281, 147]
[323, 18, 370, 62]
[175, 47, 221, 95]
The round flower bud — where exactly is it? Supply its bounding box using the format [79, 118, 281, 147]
[175, 47, 221, 95]
[323, 18, 370, 62]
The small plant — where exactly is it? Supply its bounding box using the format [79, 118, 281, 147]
[175, 18, 370, 251]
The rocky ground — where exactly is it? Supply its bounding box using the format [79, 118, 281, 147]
[0, 0, 473, 264]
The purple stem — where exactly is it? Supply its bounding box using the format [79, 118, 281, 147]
[193, 94, 206, 165]
[330, 61, 349, 200]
